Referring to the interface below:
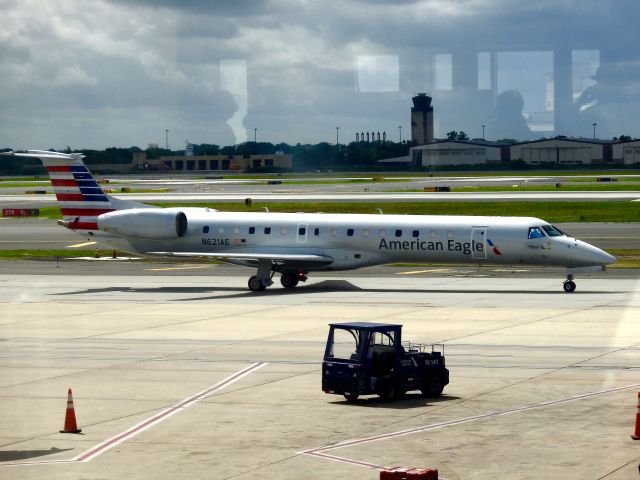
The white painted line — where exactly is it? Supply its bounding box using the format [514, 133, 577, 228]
[1, 362, 267, 467]
[146, 265, 211, 272]
[74, 362, 267, 463]
[305, 451, 385, 469]
[395, 269, 452, 275]
[67, 241, 97, 248]
[302, 383, 640, 458]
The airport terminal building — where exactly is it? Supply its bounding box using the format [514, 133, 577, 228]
[132, 151, 293, 172]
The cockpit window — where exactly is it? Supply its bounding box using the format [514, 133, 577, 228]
[528, 226, 545, 239]
[542, 225, 564, 237]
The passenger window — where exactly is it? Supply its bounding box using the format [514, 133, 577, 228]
[347, 228, 354, 236]
[264, 227, 271, 234]
[218, 226, 224, 234]
[330, 228, 337, 236]
[298, 227, 306, 236]
[203, 226, 209, 234]
[233, 226, 240, 234]
[314, 228, 320, 236]
[395, 229, 402, 238]
[528, 227, 545, 239]
[281, 227, 288, 235]
[249, 226, 255, 234]
[363, 228, 369, 237]
[412, 230, 419, 238]
[430, 230, 437, 239]
[378, 229, 385, 237]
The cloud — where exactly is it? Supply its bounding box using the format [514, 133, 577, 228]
[0, 0, 639, 149]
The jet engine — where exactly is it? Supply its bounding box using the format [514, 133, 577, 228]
[97, 208, 188, 240]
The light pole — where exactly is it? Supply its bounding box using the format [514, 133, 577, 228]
[398, 125, 402, 143]
[165, 129, 169, 150]
[592, 123, 597, 140]
[482, 124, 485, 140]
[254, 128, 257, 143]
[336, 126, 340, 146]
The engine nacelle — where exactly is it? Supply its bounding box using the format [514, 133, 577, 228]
[98, 208, 188, 240]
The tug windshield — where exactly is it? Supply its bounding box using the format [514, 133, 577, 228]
[326, 327, 363, 361]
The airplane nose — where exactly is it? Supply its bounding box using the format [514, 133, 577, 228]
[599, 249, 617, 265]
[579, 241, 616, 266]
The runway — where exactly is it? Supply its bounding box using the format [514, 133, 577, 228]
[0, 265, 639, 479]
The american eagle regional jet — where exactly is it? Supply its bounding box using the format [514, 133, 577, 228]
[4, 150, 616, 292]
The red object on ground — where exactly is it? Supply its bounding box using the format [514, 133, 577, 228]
[632, 392, 640, 440]
[380, 467, 438, 479]
[60, 388, 82, 434]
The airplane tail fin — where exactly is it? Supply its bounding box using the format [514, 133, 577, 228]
[3, 150, 149, 231]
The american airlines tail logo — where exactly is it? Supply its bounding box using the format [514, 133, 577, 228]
[487, 239, 502, 256]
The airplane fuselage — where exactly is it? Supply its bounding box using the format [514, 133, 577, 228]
[93, 209, 614, 271]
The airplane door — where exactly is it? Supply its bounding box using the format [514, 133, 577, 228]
[471, 227, 487, 260]
[296, 223, 308, 243]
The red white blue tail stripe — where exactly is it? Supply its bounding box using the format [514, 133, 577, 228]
[2, 150, 118, 230]
[40, 153, 114, 230]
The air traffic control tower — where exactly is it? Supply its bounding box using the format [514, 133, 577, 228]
[411, 93, 434, 145]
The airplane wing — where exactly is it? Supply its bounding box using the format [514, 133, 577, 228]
[148, 251, 334, 266]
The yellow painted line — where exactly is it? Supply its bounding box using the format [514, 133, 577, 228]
[68, 241, 97, 248]
[146, 265, 211, 272]
[396, 268, 453, 275]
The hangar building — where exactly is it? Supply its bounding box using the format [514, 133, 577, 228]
[401, 137, 640, 168]
[411, 140, 507, 167]
[612, 140, 640, 165]
[509, 138, 612, 165]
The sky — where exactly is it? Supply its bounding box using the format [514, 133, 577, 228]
[1, 0, 639, 150]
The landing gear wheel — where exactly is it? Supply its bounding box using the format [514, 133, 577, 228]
[421, 376, 444, 397]
[248, 276, 267, 292]
[563, 280, 576, 293]
[280, 273, 299, 289]
[344, 392, 359, 402]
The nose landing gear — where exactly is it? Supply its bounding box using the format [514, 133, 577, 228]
[563, 274, 576, 293]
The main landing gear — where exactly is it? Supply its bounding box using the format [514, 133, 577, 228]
[247, 260, 308, 292]
[563, 274, 576, 293]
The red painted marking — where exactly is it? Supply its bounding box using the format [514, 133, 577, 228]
[51, 179, 78, 187]
[46, 166, 72, 172]
[61, 208, 114, 217]
[56, 193, 84, 201]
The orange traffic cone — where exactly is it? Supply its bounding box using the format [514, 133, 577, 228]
[632, 392, 640, 440]
[60, 388, 82, 434]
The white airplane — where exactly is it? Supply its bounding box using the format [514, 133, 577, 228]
[4, 150, 616, 292]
